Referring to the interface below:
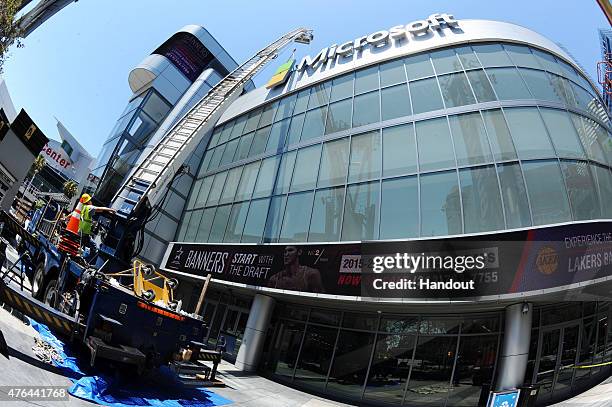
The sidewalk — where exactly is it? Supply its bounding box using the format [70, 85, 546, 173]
[551, 376, 612, 407]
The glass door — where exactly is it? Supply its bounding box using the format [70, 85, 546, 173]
[535, 328, 560, 400]
[554, 325, 579, 397]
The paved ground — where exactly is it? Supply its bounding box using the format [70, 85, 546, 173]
[551, 375, 612, 407]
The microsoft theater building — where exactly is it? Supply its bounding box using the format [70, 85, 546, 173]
[158, 14, 612, 406]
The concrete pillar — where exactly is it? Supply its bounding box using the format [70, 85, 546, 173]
[495, 302, 533, 391]
[235, 294, 275, 372]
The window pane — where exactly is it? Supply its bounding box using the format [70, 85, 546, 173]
[380, 176, 418, 239]
[486, 68, 532, 100]
[439, 72, 476, 108]
[195, 176, 214, 208]
[341, 181, 380, 241]
[355, 65, 379, 94]
[196, 207, 215, 242]
[249, 126, 270, 156]
[143, 92, 170, 123]
[241, 198, 270, 242]
[307, 82, 331, 109]
[275, 94, 296, 122]
[519, 68, 562, 103]
[235, 132, 254, 161]
[293, 325, 337, 390]
[263, 195, 287, 243]
[460, 166, 505, 233]
[456, 46, 481, 69]
[349, 131, 381, 182]
[330, 73, 354, 102]
[258, 102, 277, 128]
[504, 107, 555, 159]
[220, 138, 240, 165]
[482, 109, 517, 161]
[318, 137, 349, 188]
[327, 331, 375, 397]
[532, 48, 563, 75]
[416, 117, 455, 172]
[302, 106, 327, 141]
[243, 109, 261, 134]
[410, 77, 444, 114]
[184, 210, 200, 242]
[473, 44, 513, 67]
[220, 167, 243, 204]
[449, 112, 493, 166]
[381, 84, 411, 121]
[217, 122, 233, 145]
[253, 156, 280, 198]
[208, 204, 231, 242]
[198, 151, 214, 177]
[279, 192, 314, 242]
[497, 162, 531, 228]
[561, 161, 600, 220]
[290, 144, 321, 192]
[539, 108, 585, 159]
[269, 321, 304, 378]
[286, 113, 305, 146]
[308, 187, 345, 242]
[177, 211, 191, 241]
[293, 89, 310, 115]
[267, 119, 290, 153]
[207, 171, 228, 206]
[466, 69, 497, 103]
[207, 144, 225, 171]
[230, 116, 247, 140]
[380, 59, 406, 87]
[420, 170, 462, 237]
[523, 160, 571, 225]
[325, 99, 352, 134]
[187, 179, 203, 210]
[504, 44, 541, 69]
[592, 164, 612, 218]
[570, 114, 607, 164]
[382, 124, 417, 177]
[224, 202, 249, 243]
[405, 53, 434, 79]
[353, 91, 380, 127]
[274, 151, 297, 194]
[235, 161, 260, 201]
[431, 48, 462, 74]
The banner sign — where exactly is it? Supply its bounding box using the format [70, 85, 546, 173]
[162, 222, 612, 300]
[153, 32, 215, 82]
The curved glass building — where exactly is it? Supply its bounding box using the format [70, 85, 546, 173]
[143, 16, 612, 407]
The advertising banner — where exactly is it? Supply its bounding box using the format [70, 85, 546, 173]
[162, 221, 612, 300]
[153, 32, 215, 82]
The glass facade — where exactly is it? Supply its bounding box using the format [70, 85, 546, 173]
[177, 42, 612, 243]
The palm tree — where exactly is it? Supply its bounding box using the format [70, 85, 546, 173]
[0, 0, 23, 74]
[62, 180, 78, 200]
[24, 154, 46, 193]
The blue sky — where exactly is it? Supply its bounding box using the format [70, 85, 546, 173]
[2, 0, 609, 157]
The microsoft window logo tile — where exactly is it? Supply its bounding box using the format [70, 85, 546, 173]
[266, 58, 295, 89]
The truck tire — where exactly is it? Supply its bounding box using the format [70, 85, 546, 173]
[43, 279, 58, 307]
[32, 264, 46, 300]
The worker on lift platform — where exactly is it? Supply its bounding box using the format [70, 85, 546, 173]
[77, 194, 115, 260]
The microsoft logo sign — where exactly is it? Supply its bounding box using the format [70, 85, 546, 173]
[266, 58, 295, 89]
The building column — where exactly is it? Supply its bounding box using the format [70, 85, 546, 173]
[495, 302, 533, 391]
[235, 294, 275, 372]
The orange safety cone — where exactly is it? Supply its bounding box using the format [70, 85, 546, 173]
[65, 200, 83, 235]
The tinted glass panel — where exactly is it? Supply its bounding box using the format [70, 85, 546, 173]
[208, 145, 225, 171]
[290, 144, 321, 192]
[353, 91, 380, 127]
[473, 44, 513, 67]
[539, 108, 585, 159]
[258, 102, 277, 128]
[318, 138, 350, 188]
[416, 117, 455, 172]
[381, 84, 411, 121]
[279, 191, 314, 242]
[349, 131, 381, 183]
[341, 181, 380, 241]
[267, 119, 290, 153]
[486, 67, 532, 100]
[330, 74, 354, 102]
[380, 59, 406, 87]
[207, 171, 228, 206]
[561, 161, 601, 220]
[420, 170, 462, 236]
[243, 109, 261, 134]
[196, 207, 215, 242]
[302, 106, 328, 141]
[504, 107, 555, 160]
[504, 44, 541, 69]
[460, 166, 505, 233]
[431, 48, 462, 74]
[286, 113, 306, 146]
[270, 321, 304, 378]
[308, 187, 345, 242]
[523, 160, 571, 225]
[208, 204, 231, 242]
[219, 167, 242, 204]
[230, 116, 247, 140]
[327, 331, 375, 397]
[382, 124, 417, 177]
[196, 177, 214, 208]
[405, 53, 434, 79]
[482, 109, 517, 161]
[410, 77, 444, 114]
[380, 176, 419, 239]
[593, 164, 612, 218]
[570, 114, 607, 164]
[263, 195, 287, 243]
[355, 65, 379, 94]
[275, 94, 296, 121]
[307, 82, 331, 109]
[519, 68, 562, 103]
[224, 202, 249, 242]
[293, 325, 337, 390]
[456, 46, 481, 69]
[293, 89, 310, 115]
[274, 151, 297, 194]
[253, 156, 279, 198]
[466, 69, 497, 103]
[325, 99, 352, 134]
[249, 126, 270, 156]
[242, 198, 269, 242]
[235, 161, 260, 202]
[220, 138, 240, 165]
[449, 112, 493, 166]
[497, 162, 532, 228]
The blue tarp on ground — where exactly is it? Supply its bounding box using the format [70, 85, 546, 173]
[28, 317, 233, 407]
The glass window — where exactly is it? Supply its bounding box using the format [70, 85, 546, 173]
[570, 115, 607, 165]
[195, 176, 214, 208]
[243, 109, 262, 134]
[416, 117, 455, 172]
[519, 68, 562, 103]
[405, 53, 434, 79]
[327, 331, 375, 397]
[307, 82, 331, 109]
[382, 124, 417, 177]
[258, 102, 277, 128]
[380, 176, 418, 239]
[449, 112, 493, 166]
[196, 207, 215, 242]
[275, 94, 296, 122]
[230, 115, 247, 140]
[293, 89, 310, 115]
[355, 65, 379, 94]
[217, 122, 233, 145]
[532, 48, 563, 75]
[207, 144, 225, 171]
[456, 45, 481, 69]
[379, 316, 419, 333]
[209, 127, 223, 149]
[274, 151, 297, 195]
[220, 138, 240, 165]
[263, 195, 287, 243]
[343, 312, 379, 330]
[286, 113, 306, 146]
[186, 179, 203, 210]
[325, 99, 352, 134]
[234, 132, 254, 162]
[473, 44, 513, 67]
[208, 204, 231, 242]
[184, 209, 202, 242]
[241, 198, 270, 242]
[409, 77, 444, 114]
[293, 325, 337, 390]
[561, 161, 601, 220]
[279, 191, 314, 242]
[380, 59, 406, 87]
[177, 212, 191, 241]
[310, 308, 341, 325]
[381, 83, 411, 121]
[539, 108, 585, 159]
[267, 119, 290, 153]
[341, 181, 380, 241]
[352, 91, 380, 127]
[224, 202, 249, 243]
[592, 164, 612, 218]
[504, 44, 542, 69]
[431, 48, 462, 74]
[235, 161, 260, 201]
[220, 167, 242, 204]
[318, 138, 350, 188]
[249, 126, 270, 156]
[142, 92, 171, 123]
[497, 162, 532, 228]
[206, 171, 228, 206]
[308, 186, 345, 242]
[466, 69, 497, 103]
[504, 107, 556, 160]
[349, 131, 381, 182]
[522, 160, 571, 225]
[301, 106, 327, 141]
[330, 73, 354, 102]
[438, 72, 476, 108]
[198, 151, 214, 177]
[253, 156, 280, 198]
[482, 109, 517, 161]
[460, 166, 505, 233]
[269, 321, 304, 378]
[420, 170, 462, 237]
[485, 67, 532, 100]
[290, 144, 322, 192]
[127, 111, 157, 146]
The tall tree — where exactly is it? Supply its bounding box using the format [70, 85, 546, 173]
[62, 180, 78, 199]
[0, 0, 23, 74]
